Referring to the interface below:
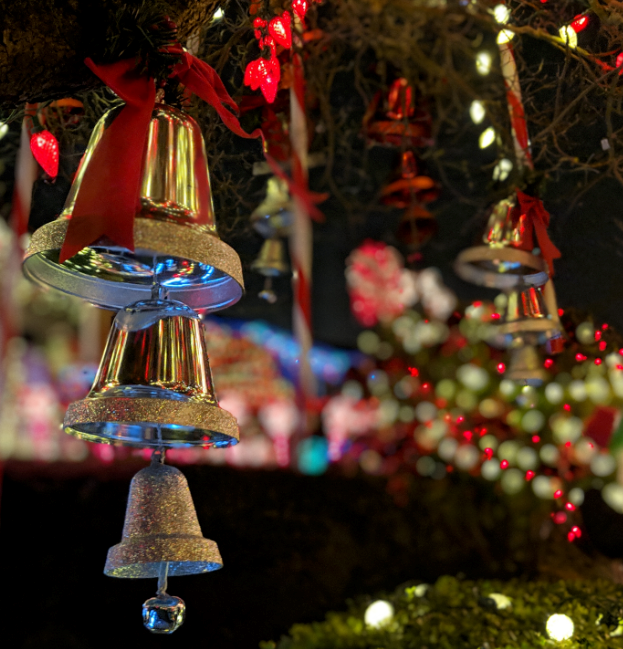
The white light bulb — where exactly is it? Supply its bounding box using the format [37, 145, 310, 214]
[492, 4, 510, 24]
[0, 122, 7, 140]
[364, 600, 394, 628]
[493, 158, 513, 181]
[476, 51, 492, 75]
[559, 25, 578, 49]
[546, 614, 574, 641]
[479, 127, 496, 148]
[213, 7, 224, 20]
[469, 100, 486, 124]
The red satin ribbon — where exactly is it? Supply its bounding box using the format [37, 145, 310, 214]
[514, 190, 561, 276]
[61, 50, 326, 262]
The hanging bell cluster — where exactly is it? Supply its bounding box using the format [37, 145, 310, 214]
[250, 176, 293, 303]
[454, 192, 563, 386]
[22, 102, 244, 633]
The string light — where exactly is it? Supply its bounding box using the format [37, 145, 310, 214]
[469, 100, 485, 124]
[364, 600, 394, 628]
[546, 614, 574, 641]
[476, 51, 492, 75]
[570, 14, 589, 33]
[30, 130, 59, 178]
[479, 127, 496, 148]
[559, 25, 578, 49]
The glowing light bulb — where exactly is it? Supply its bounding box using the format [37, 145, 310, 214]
[479, 127, 496, 148]
[0, 121, 7, 140]
[469, 100, 485, 124]
[30, 130, 59, 178]
[212, 7, 224, 21]
[364, 600, 394, 628]
[570, 14, 589, 33]
[492, 4, 510, 24]
[476, 51, 492, 75]
[492, 158, 513, 181]
[546, 614, 574, 641]
[559, 25, 578, 49]
[496, 29, 514, 44]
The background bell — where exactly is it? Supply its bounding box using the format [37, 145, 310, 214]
[105, 461, 222, 578]
[251, 237, 290, 277]
[496, 285, 552, 337]
[63, 298, 239, 448]
[23, 104, 244, 312]
[453, 193, 549, 289]
[505, 342, 546, 387]
[251, 176, 293, 239]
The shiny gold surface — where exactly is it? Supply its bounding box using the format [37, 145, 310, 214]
[23, 104, 243, 311]
[483, 195, 524, 248]
[497, 285, 553, 335]
[251, 237, 289, 277]
[105, 462, 223, 578]
[63, 299, 240, 448]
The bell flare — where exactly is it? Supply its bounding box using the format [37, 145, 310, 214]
[251, 238, 289, 277]
[453, 194, 549, 289]
[23, 104, 243, 312]
[63, 298, 239, 448]
[105, 463, 223, 578]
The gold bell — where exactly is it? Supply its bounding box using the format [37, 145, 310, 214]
[251, 237, 289, 277]
[105, 460, 222, 578]
[497, 285, 553, 337]
[251, 176, 293, 239]
[454, 193, 549, 289]
[505, 342, 546, 386]
[63, 298, 239, 448]
[23, 104, 244, 312]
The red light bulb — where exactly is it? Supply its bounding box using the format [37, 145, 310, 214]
[30, 130, 59, 178]
[269, 12, 292, 48]
[570, 14, 589, 33]
[292, 0, 308, 21]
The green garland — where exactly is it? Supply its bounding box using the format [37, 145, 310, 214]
[262, 576, 623, 649]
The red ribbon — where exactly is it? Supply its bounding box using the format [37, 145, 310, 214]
[61, 49, 326, 262]
[513, 190, 561, 276]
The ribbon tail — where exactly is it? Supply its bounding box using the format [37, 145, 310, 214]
[60, 60, 156, 262]
[533, 218, 561, 277]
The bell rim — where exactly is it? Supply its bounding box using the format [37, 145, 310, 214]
[23, 218, 244, 311]
[104, 535, 223, 578]
[495, 319, 554, 335]
[63, 396, 239, 448]
[454, 246, 548, 289]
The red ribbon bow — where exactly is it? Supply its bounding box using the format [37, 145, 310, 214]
[60, 49, 326, 263]
[513, 190, 561, 276]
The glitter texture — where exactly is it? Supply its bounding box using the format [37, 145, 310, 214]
[105, 462, 223, 578]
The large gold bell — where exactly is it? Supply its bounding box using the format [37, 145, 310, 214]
[23, 104, 243, 312]
[454, 193, 549, 289]
[63, 298, 239, 448]
[105, 460, 222, 578]
[251, 237, 289, 276]
[505, 343, 545, 387]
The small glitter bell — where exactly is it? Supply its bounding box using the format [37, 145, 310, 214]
[63, 298, 239, 448]
[454, 193, 549, 289]
[105, 459, 222, 578]
[142, 593, 186, 634]
[23, 104, 243, 311]
[251, 237, 289, 276]
[251, 176, 293, 239]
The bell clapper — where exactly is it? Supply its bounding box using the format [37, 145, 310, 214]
[258, 276, 277, 304]
[142, 560, 186, 634]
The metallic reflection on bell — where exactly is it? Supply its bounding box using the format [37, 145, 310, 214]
[142, 593, 186, 634]
[105, 461, 222, 577]
[23, 104, 243, 312]
[63, 298, 239, 448]
[251, 176, 293, 239]
[453, 193, 549, 289]
[251, 237, 289, 277]
[497, 285, 552, 336]
[505, 343, 545, 387]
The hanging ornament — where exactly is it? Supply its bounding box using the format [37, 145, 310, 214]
[505, 340, 546, 386]
[396, 204, 437, 250]
[250, 176, 293, 301]
[63, 298, 239, 448]
[105, 455, 222, 633]
[453, 192, 552, 290]
[30, 129, 59, 178]
[363, 78, 433, 148]
[381, 151, 439, 208]
[23, 103, 244, 311]
[496, 284, 557, 343]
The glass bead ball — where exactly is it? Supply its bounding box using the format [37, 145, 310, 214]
[142, 594, 186, 634]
